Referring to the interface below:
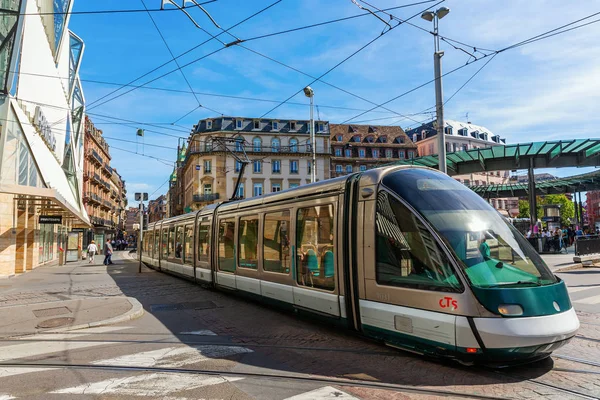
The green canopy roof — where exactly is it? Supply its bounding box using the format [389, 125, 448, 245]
[390, 139, 600, 175]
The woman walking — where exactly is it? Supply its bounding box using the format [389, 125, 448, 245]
[87, 240, 98, 263]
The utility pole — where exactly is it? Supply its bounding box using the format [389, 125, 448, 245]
[421, 7, 450, 174]
[135, 192, 148, 273]
[304, 86, 316, 183]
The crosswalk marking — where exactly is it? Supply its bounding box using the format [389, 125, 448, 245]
[0, 326, 132, 363]
[50, 373, 243, 396]
[179, 330, 217, 336]
[92, 343, 252, 368]
[0, 367, 51, 379]
[568, 286, 596, 293]
[576, 294, 600, 305]
[0, 395, 16, 400]
[284, 386, 359, 399]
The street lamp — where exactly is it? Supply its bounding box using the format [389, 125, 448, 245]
[303, 86, 316, 183]
[421, 7, 450, 174]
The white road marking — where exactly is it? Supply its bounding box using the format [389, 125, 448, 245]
[0, 395, 16, 400]
[0, 367, 51, 378]
[576, 294, 600, 305]
[179, 330, 217, 336]
[568, 286, 598, 293]
[284, 386, 359, 399]
[51, 373, 242, 396]
[92, 344, 253, 368]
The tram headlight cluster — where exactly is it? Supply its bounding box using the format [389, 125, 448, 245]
[498, 304, 524, 316]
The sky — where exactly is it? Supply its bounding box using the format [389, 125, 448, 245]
[67, 0, 600, 206]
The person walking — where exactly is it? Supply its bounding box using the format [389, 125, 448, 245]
[104, 239, 114, 265]
[87, 240, 98, 263]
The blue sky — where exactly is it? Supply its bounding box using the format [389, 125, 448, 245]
[68, 0, 600, 205]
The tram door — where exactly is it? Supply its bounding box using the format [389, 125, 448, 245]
[215, 217, 236, 289]
[195, 215, 212, 284]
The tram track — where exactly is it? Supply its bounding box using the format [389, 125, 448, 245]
[0, 361, 507, 400]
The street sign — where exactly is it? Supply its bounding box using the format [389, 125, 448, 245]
[195, 165, 201, 170]
[39, 215, 62, 224]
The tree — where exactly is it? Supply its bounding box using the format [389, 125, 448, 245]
[518, 200, 529, 218]
[540, 194, 575, 226]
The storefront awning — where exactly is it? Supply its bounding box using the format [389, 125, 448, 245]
[0, 183, 92, 228]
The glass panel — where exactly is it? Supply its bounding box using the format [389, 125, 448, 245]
[383, 168, 557, 288]
[0, 118, 17, 184]
[174, 226, 183, 259]
[53, 0, 71, 53]
[154, 231, 160, 257]
[161, 229, 168, 258]
[197, 222, 210, 262]
[218, 219, 235, 272]
[238, 216, 258, 269]
[147, 232, 154, 256]
[296, 205, 335, 291]
[18, 141, 28, 185]
[184, 225, 193, 264]
[263, 211, 290, 274]
[375, 191, 461, 291]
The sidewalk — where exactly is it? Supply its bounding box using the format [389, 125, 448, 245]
[0, 252, 143, 338]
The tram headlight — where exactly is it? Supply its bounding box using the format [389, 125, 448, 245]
[498, 304, 523, 316]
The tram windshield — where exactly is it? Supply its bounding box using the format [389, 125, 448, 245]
[382, 168, 557, 288]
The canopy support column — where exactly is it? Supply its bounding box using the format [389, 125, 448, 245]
[527, 159, 537, 232]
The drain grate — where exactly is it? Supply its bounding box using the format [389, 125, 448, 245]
[37, 317, 75, 328]
[33, 306, 71, 318]
[150, 300, 218, 312]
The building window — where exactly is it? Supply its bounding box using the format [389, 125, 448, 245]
[335, 165, 342, 173]
[345, 165, 352, 174]
[290, 160, 299, 174]
[289, 183, 299, 189]
[253, 160, 262, 173]
[206, 120, 212, 129]
[372, 149, 379, 158]
[345, 148, 352, 157]
[237, 183, 244, 198]
[360, 165, 367, 172]
[379, 136, 387, 143]
[307, 160, 311, 174]
[336, 135, 343, 142]
[408, 151, 415, 159]
[272, 159, 281, 173]
[234, 137, 244, 152]
[273, 121, 279, 130]
[203, 183, 212, 195]
[203, 160, 211, 173]
[385, 149, 392, 158]
[358, 149, 365, 158]
[290, 121, 297, 131]
[236, 119, 243, 129]
[306, 143, 312, 153]
[394, 136, 404, 144]
[235, 160, 242, 172]
[334, 148, 342, 156]
[204, 138, 213, 152]
[289, 138, 298, 152]
[253, 120, 260, 130]
[272, 183, 281, 192]
[253, 137, 262, 152]
[318, 123, 324, 132]
[271, 138, 280, 152]
[253, 183, 263, 197]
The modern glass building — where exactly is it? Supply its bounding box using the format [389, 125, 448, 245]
[0, 0, 90, 277]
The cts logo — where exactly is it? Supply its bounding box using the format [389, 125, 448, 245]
[439, 297, 458, 310]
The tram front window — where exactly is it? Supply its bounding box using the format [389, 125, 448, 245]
[382, 169, 557, 288]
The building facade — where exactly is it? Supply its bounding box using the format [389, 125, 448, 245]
[405, 120, 519, 216]
[329, 124, 417, 177]
[179, 117, 330, 212]
[0, 0, 91, 277]
[148, 195, 167, 223]
[586, 191, 600, 230]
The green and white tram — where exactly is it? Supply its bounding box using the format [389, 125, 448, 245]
[141, 166, 579, 366]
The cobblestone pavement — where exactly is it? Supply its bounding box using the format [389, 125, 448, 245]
[1, 254, 599, 399]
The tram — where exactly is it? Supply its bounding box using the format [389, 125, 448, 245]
[141, 166, 579, 366]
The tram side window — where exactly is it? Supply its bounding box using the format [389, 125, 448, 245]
[168, 227, 175, 259]
[263, 211, 291, 274]
[239, 216, 258, 269]
[146, 232, 154, 256]
[197, 222, 210, 262]
[154, 231, 160, 258]
[184, 224, 193, 264]
[375, 191, 462, 291]
[296, 205, 335, 291]
[218, 219, 236, 272]
[174, 226, 183, 259]
[161, 229, 169, 258]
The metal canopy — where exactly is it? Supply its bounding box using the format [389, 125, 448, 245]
[391, 139, 600, 175]
[468, 170, 600, 198]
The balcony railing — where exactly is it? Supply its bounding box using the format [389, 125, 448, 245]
[102, 163, 113, 176]
[193, 193, 220, 202]
[90, 149, 103, 165]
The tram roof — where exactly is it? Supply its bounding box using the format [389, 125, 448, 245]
[468, 169, 600, 198]
[390, 139, 600, 175]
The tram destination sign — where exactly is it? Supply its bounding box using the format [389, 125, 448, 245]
[39, 215, 62, 224]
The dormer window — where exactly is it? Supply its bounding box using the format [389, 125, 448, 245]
[318, 123, 325, 132]
[352, 135, 361, 143]
[235, 119, 242, 129]
[364, 136, 374, 143]
[377, 135, 387, 143]
[290, 121, 297, 131]
[253, 120, 260, 130]
[336, 134, 343, 142]
[272, 121, 279, 130]
[206, 120, 212, 129]
[394, 136, 404, 144]
[368, 126, 377, 133]
[349, 126, 357, 133]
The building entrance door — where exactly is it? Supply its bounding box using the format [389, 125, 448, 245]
[66, 232, 80, 262]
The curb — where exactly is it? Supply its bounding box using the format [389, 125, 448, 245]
[555, 263, 584, 272]
[53, 297, 145, 332]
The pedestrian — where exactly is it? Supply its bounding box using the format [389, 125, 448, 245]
[104, 239, 114, 265]
[87, 240, 98, 263]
